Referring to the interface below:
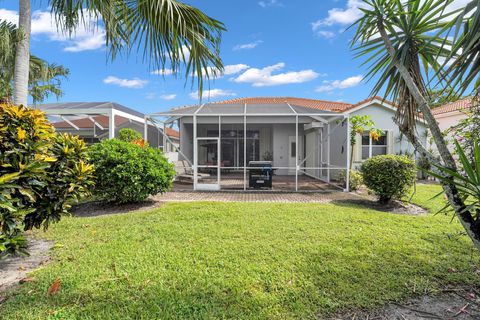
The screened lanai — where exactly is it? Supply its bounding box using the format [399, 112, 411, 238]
[146, 102, 351, 192]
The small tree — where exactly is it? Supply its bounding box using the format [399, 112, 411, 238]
[118, 128, 143, 143]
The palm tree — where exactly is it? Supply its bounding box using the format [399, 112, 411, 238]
[1, 20, 69, 104]
[351, 0, 480, 249]
[13, 0, 226, 106]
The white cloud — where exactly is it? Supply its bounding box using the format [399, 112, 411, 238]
[2, 9, 105, 52]
[232, 62, 319, 87]
[151, 69, 174, 76]
[315, 75, 363, 93]
[233, 40, 263, 50]
[189, 64, 250, 78]
[103, 76, 148, 89]
[0, 9, 19, 24]
[189, 89, 236, 100]
[224, 64, 250, 75]
[312, 0, 469, 34]
[258, 0, 283, 8]
[316, 30, 336, 39]
[312, 0, 366, 29]
[159, 94, 177, 100]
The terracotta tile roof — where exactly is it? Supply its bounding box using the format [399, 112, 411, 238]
[214, 96, 395, 113]
[165, 127, 180, 138]
[432, 97, 474, 116]
[215, 97, 353, 112]
[52, 115, 127, 129]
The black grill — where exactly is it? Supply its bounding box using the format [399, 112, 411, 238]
[248, 161, 273, 189]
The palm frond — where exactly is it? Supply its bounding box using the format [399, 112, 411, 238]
[49, 0, 226, 99]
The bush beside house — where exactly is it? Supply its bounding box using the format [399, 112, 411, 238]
[88, 134, 175, 204]
[360, 154, 416, 204]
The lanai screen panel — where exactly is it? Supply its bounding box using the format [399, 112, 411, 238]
[245, 103, 296, 115]
[198, 103, 245, 115]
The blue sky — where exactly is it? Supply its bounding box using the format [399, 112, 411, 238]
[1, 0, 395, 114]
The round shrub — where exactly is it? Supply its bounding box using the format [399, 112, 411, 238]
[89, 139, 175, 204]
[360, 154, 416, 204]
[338, 170, 363, 191]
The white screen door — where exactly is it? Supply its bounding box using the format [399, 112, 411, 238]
[195, 138, 220, 191]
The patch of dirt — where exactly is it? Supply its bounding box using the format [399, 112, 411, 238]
[0, 238, 53, 295]
[332, 287, 480, 319]
[331, 198, 428, 215]
[71, 198, 163, 217]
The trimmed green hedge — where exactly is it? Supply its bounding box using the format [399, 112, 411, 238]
[360, 154, 416, 204]
[88, 139, 175, 204]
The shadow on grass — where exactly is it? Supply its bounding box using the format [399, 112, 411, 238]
[71, 199, 162, 218]
[330, 199, 427, 215]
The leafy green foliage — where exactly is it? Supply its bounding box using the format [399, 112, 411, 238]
[0, 21, 69, 104]
[339, 170, 363, 191]
[117, 128, 142, 143]
[24, 134, 95, 231]
[429, 140, 480, 220]
[88, 139, 175, 204]
[0, 104, 94, 257]
[0, 185, 478, 318]
[360, 154, 417, 204]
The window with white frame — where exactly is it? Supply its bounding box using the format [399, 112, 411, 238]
[361, 130, 388, 160]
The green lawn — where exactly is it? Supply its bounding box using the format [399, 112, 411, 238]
[2, 184, 479, 319]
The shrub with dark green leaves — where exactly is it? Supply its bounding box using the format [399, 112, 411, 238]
[360, 155, 416, 204]
[89, 139, 175, 204]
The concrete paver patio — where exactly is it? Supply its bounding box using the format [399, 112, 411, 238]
[153, 190, 366, 203]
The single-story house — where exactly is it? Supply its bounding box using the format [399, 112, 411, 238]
[147, 96, 428, 192]
[38, 102, 180, 155]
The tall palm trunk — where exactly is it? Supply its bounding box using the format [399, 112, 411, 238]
[13, 0, 31, 106]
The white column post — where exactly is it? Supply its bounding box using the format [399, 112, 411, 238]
[163, 122, 167, 152]
[144, 115, 148, 143]
[295, 115, 299, 192]
[243, 107, 247, 191]
[193, 115, 198, 191]
[327, 123, 331, 183]
[345, 116, 350, 192]
[218, 115, 221, 188]
[108, 109, 115, 139]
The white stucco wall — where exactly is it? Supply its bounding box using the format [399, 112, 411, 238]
[435, 111, 467, 132]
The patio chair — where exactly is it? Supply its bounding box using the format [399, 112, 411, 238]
[175, 160, 210, 183]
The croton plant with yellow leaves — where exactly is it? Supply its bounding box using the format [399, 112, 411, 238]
[0, 104, 94, 256]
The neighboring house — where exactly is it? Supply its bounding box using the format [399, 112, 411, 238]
[148, 96, 428, 192]
[432, 97, 472, 132]
[38, 102, 179, 154]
